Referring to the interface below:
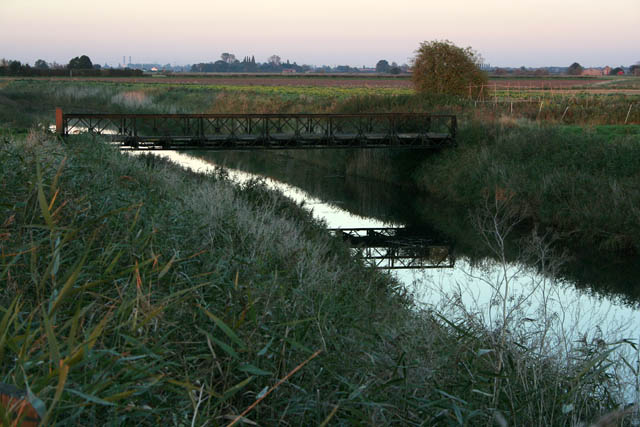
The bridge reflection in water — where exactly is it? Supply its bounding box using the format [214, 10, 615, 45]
[330, 227, 455, 270]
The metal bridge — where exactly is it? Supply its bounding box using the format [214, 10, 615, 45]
[330, 227, 455, 270]
[55, 108, 457, 150]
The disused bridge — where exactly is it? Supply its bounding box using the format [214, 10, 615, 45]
[55, 108, 457, 150]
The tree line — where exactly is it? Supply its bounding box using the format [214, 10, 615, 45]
[192, 53, 409, 74]
[0, 55, 143, 77]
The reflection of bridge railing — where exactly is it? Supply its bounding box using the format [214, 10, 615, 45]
[330, 227, 455, 270]
[55, 109, 457, 150]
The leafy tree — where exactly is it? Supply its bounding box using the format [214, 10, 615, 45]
[567, 62, 583, 75]
[609, 67, 624, 75]
[631, 64, 640, 76]
[375, 59, 390, 73]
[411, 40, 488, 96]
[389, 66, 401, 75]
[68, 55, 93, 69]
[8, 60, 21, 74]
[34, 59, 49, 69]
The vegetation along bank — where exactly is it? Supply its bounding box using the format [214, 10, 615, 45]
[0, 132, 632, 424]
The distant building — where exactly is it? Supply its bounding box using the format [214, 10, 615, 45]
[603, 66, 612, 75]
[281, 69, 296, 74]
[582, 68, 603, 76]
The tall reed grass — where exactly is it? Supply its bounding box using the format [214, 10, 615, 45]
[1, 132, 631, 424]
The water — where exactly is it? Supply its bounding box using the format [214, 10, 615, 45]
[133, 149, 640, 402]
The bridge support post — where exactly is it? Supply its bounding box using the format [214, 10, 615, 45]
[55, 108, 64, 135]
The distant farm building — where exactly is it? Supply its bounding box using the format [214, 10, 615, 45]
[581, 68, 603, 76]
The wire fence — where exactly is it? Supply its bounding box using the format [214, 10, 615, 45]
[464, 84, 639, 124]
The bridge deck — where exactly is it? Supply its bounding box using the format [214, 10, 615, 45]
[56, 110, 457, 150]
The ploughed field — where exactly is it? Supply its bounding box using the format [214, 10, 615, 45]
[4, 74, 638, 93]
[1, 75, 414, 89]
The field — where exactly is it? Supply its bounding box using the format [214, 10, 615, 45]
[1, 76, 639, 131]
[4, 74, 639, 92]
[1, 75, 414, 88]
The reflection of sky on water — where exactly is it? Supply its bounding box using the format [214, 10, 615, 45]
[141, 150, 397, 229]
[134, 150, 640, 401]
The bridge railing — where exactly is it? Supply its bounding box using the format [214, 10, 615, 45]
[55, 109, 457, 149]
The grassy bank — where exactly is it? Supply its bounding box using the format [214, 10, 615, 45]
[415, 121, 640, 254]
[1, 133, 631, 424]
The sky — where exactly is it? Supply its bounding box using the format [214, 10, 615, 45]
[1, 0, 638, 68]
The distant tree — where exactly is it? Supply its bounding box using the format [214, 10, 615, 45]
[68, 55, 93, 69]
[533, 68, 549, 76]
[221, 53, 236, 64]
[631, 63, 640, 76]
[334, 65, 358, 73]
[493, 67, 508, 75]
[389, 66, 401, 75]
[567, 62, 583, 75]
[375, 59, 390, 73]
[268, 55, 281, 66]
[34, 59, 49, 70]
[411, 40, 488, 96]
[8, 60, 21, 74]
[609, 67, 624, 75]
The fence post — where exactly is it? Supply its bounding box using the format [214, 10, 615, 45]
[55, 107, 64, 135]
[625, 103, 633, 124]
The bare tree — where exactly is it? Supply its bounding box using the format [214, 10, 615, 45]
[220, 53, 236, 64]
[268, 55, 281, 66]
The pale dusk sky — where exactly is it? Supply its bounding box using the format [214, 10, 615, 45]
[1, 0, 638, 68]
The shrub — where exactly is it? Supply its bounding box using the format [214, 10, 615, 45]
[411, 40, 488, 97]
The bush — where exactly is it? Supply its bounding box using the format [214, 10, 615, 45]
[411, 40, 488, 97]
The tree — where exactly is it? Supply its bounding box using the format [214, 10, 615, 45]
[411, 40, 488, 96]
[68, 55, 93, 69]
[631, 63, 640, 76]
[609, 67, 624, 75]
[220, 53, 236, 64]
[375, 59, 390, 73]
[268, 55, 281, 66]
[8, 60, 22, 74]
[34, 59, 49, 70]
[567, 62, 583, 75]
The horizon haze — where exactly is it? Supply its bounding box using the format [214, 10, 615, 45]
[1, 0, 638, 68]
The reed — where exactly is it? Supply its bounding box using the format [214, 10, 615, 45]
[0, 131, 633, 424]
